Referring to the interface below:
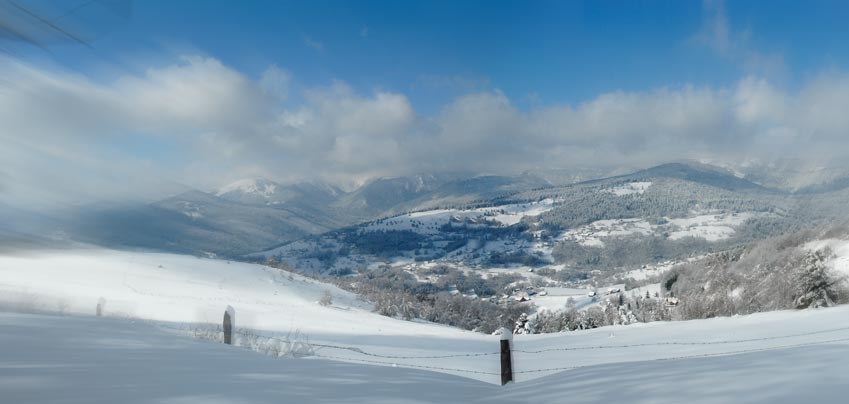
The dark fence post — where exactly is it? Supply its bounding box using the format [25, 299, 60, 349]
[499, 327, 513, 385]
[223, 306, 235, 345]
[96, 297, 105, 317]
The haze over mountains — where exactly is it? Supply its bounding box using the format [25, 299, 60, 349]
[5, 160, 846, 260]
[60, 171, 555, 256]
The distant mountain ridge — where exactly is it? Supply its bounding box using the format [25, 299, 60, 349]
[259, 161, 799, 275]
[595, 162, 771, 192]
[19, 161, 841, 258]
[57, 171, 556, 256]
[695, 159, 849, 193]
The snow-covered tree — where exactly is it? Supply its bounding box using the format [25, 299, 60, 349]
[794, 248, 839, 309]
[618, 305, 638, 325]
[513, 313, 532, 334]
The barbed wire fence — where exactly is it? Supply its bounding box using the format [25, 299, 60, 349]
[139, 306, 849, 386]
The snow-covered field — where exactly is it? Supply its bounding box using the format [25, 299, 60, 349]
[558, 218, 654, 247]
[666, 212, 757, 241]
[4, 308, 849, 403]
[5, 248, 849, 402]
[0, 249, 500, 380]
[0, 312, 494, 404]
[620, 261, 677, 281]
[558, 211, 762, 247]
[531, 286, 597, 310]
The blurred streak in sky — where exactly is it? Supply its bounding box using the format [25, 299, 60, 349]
[0, 0, 131, 53]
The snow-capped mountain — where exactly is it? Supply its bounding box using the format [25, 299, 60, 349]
[215, 178, 345, 208]
[47, 161, 849, 260]
[695, 158, 849, 193]
[333, 173, 463, 216]
[216, 178, 280, 199]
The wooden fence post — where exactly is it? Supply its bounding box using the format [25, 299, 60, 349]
[223, 306, 235, 345]
[499, 327, 513, 385]
[96, 297, 105, 317]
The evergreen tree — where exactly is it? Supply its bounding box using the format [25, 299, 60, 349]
[794, 248, 839, 309]
[513, 313, 532, 334]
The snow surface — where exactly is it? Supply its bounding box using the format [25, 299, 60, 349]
[666, 212, 756, 241]
[5, 248, 849, 399]
[619, 257, 704, 282]
[558, 218, 654, 247]
[0, 312, 495, 404]
[531, 287, 597, 311]
[5, 309, 849, 403]
[0, 249, 483, 336]
[0, 249, 499, 380]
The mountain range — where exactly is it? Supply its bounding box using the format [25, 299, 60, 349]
[8, 160, 849, 259]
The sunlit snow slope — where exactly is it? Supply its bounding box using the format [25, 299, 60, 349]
[3, 248, 849, 392]
[3, 311, 849, 403]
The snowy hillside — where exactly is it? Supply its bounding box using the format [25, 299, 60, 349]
[0, 249, 484, 339]
[6, 255, 849, 403]
[5, 248, 849, 391]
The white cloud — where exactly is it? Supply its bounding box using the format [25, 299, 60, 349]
[302, 35, 324, 52]
[2, 54, 849, 209]
[259, 64, 291, 101]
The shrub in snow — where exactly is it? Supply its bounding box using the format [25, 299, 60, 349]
[580, 307, 605, 329]
[319, 290, 333, 306]
[187, 325, 314, 358]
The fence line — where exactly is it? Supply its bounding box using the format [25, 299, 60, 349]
[512, 324, 849, 354]
[147, 317, 849, 381]
[513, 335, 849, 375]
[154, 322, 499, 359]
[299, 341, 500, 359]
[312, 353, 500, 376]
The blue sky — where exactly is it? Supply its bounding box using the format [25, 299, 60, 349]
[19, 0, 849, 111]
[4, 0, 849, 207]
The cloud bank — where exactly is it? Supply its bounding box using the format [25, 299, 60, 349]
[1, 54, 849, 209]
